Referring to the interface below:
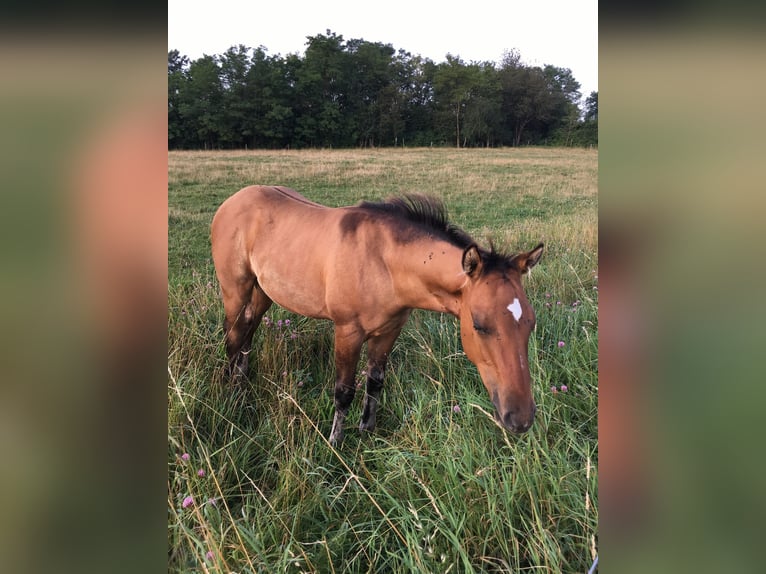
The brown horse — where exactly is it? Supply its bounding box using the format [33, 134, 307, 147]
[211, 186, 543, 443]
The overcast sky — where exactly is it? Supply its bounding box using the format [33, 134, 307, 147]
[168, 0, 598, 99]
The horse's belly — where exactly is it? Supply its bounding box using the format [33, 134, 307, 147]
[255, 266, 331, 320]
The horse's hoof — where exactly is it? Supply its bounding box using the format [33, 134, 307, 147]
[329, 429, 343, 445]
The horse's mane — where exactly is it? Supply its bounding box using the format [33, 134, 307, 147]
[357, 194, 472, 247]
[356, 194, 512, 272]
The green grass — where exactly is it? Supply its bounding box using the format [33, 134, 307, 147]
[168, 147, 597, 573]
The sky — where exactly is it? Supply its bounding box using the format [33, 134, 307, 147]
[168, 0, 598, 100]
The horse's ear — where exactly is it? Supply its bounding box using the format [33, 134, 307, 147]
[462, 245, 483, 277]
[512, 243, 544, 275]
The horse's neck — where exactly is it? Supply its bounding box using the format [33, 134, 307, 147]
[397, 242, 466, 316]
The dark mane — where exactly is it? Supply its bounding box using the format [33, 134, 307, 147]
[357, 194, 473, 248]
[354, 194, 514, 274]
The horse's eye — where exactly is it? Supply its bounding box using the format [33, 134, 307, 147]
[473, 321, 491, 335]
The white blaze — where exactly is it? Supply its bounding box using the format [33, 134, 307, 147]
[507, 298, 522, 322]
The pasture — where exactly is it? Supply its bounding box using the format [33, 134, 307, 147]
[168, 147, 598, 573]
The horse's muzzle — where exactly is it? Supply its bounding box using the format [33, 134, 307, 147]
[495, 403, 536, 434]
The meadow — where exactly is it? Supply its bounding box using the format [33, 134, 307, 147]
[168, 147, 598, 573]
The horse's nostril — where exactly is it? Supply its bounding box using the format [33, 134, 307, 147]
[502, 410, 534, 433]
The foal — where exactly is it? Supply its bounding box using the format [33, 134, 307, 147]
[211, 186, 543, 443]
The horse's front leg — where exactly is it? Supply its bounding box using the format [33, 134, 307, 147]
[359, 324, 406, 434]
[329, 325, 365, 444]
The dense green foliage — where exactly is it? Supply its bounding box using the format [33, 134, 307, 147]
[169, 32, 597, 150]
[168, 148, 598, 572]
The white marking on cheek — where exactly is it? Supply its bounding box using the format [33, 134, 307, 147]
[507, 298, 522, 322]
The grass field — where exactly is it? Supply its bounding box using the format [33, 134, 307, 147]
[168, 147, 598, 573]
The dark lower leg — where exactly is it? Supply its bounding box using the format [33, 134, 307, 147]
[358, 323, 405, 433]
[359, 362, 385, 432]
[329, 380, 356, 444]
[224, 307, 256, 380]
[329, 326, 364, 444]
[224, 288, 272, 381]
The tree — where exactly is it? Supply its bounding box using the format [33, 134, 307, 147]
[168, 50, 189, 148]
[462, 62, 502, 147]
[576, 91, 598, 146]
[217, 45, 252, 147]
[344, 39, 396, 146]
[247, 48, 296, 148]
[167, 34, 593, 149]
[499, 61, 552, 146]
[543, 65, 582, 106]
[294, 30, 350, 147]
[543, 65, 581, 144]
[584, 91, 598, 122]
[433, 54, 483, 147]
[395, 53, 438, 146]
[177, 55, 224, 149]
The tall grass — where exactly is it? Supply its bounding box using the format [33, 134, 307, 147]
[168, 148, 597, 573]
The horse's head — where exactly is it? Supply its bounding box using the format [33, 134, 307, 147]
[458, 243, 544, 434]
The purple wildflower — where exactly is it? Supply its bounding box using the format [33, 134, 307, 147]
[197, 469, 205, 477]
[205, 551, 214, 561]
[561, 385, 568, 392]
[181, 453, 190, 461]
[551, 386, 558, 394]
[285, 319, 291, 326]
[558, 341, 565, 347]
[182, 496, 194, 508]
[453, 404, 461, 414]
[277, 319, 283, 328]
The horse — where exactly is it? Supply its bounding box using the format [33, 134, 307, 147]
[211, 186, 544, 443]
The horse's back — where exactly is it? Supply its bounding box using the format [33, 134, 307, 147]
[212, 186, 327, 245]
[211, 186, 346, 318]
[214, 185, 321, 218]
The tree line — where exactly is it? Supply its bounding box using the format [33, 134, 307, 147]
[169, 30, 597, 150]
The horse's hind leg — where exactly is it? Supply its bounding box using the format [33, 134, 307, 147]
[221, 278, 273, 381]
